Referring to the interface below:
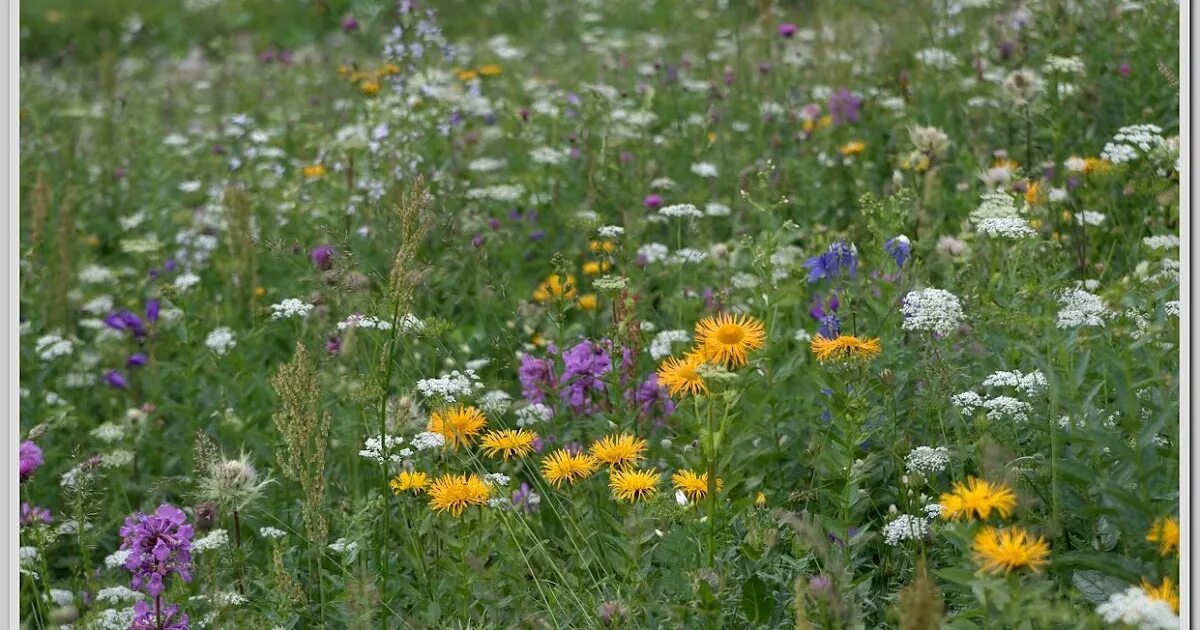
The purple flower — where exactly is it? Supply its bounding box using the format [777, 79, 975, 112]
[341, 15, 359, 32]
[20, 441, 43, 482]
[518, 354, 557, 405]
[511, 483, 541, 514]
[1119, 62, 1132, 77]
[809, 294, 841, 338]
[131, 600, 189, 630]
[883, 236, 911, 268]
[803, 242, 857, 283]
[778, 22, 797, 38]
[560, 340, 612, 414]
[20, 503, 53, 526]
[326, 336, 341, 354]
[105, 370, 129, 390]
[472, 234, 485, 248]
[127, 353, 149, 368]
[827, 89, 862, 126]
[627, 373, 676, 421]
[643, 194, 663, 210]
[310, 245, 335, 271]
[104, 310, 147, 338]
[530, 230, 546, 241]
[119, 504, 194, 598]
[145, 299, 160, 324]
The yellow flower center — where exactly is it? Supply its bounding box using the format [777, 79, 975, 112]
[716, 324, 745, 345]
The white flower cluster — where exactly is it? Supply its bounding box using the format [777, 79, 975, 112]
[465, 184, 525, 203]
[659, 203, 703, 219]
[638, 243, 670, 264]
[971, 191, 1020, 221]
[1094, 586, 1179, 629]
[690, 162, 719, 178]
[270, 298, 314, 320]
[105, 549, 132, 569]
[705, 202, 731, 216]
[95, 585, 145, 604]
[192, 529, 230, 554]
[1074, 211, 1106, 226]
[399, 313, 425, 333]
[982, 396, 1033, 422]
[882, 515, 931, 546]
[1042, 55, 1085, 74]
[951, 391, 984, 414]
[483, 472, 511, 488]
[1056, 288, 1112, 329]
[1101, 123, 1166, 164]
[205, 327, 237, 355]
[914, 47, 958, 69]
[922, 503, 944, 519]
[977, 217, 1036, 239]
[515, 403, 554, 427]
[530, 146, 568, 165]
[597, 225, 624, 239]
[416, 369, 483, 403]
[905, 446, 950, 475]
[328, 538, 359, 555]
[479, 390, 513, 416]
[336, 314, 393, 331]
[981, 370, 1047, 397]
[359, 434, 412, 464]
[411, 431, 447, 450]
[1143, 235, 1179, 250]
[92, 607, 137, 630]
[650, 329, 691, 360]
[467, 157, 506, 173]
[901, 288, 964, 337]
[35, 334, 74, 360]
[259, 527, 288, 539]
[668, 248, 709, 264]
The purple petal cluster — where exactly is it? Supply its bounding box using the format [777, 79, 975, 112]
[627, 374, 676, 422]
[20, 502, 53, 527]
[803, 242, 858, 283]
[809, 294, 842, 338]
[518, 353, 558, 405]
[560, 340, 612, 414]
[119, 504, 194, 597]
[19, 440, 43, 482]
[827, 89, 862, 126]
[131, 600, 189, 630]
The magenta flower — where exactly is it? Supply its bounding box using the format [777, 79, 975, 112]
[20, 503, 53, 527]
[778, 22, 797, 38]
[643, 194, 663, 210]
[119, 504, 194, 597]
[19, 440, 43, 482]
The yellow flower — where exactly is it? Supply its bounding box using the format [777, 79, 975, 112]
[656, 351, 709, 397]
[582, 260, 611, 275]
[532, 274, 577, 302]
[839, 140, 866, 156]
[694, 313, 766, 368]
[754, 492, 767, 508]
[541, 449, 600, 487]
[817, 114, 833, 129]
[671, 470, 722, 502]
[428, 474, 491, 516]
[610, 468, 660, 502]
[1083, 157, 1112, 174]
[938, 477, 1017, 521]
[359, 80, 380, 96]
[590, 433, 647, 469]
[337, 64, 353, 77]
[1142, 577, 1179, 613]
[428, 406, 487, 449]
[455, 68, 478, 81]
[992, 157, 1020, 171]
[589, 240, 616, 254]
[972, 526, 1049, 574]
[809, 334, 881, 364]
[379, 63, 401, 76]
[1024, 181, 1041, 206]
[802, 119, 816, 134]
[389, 471, 429, 495]
[576, 294, 598, 310]
[1146, 517, 1179, 556]
[477, 64, 502, 77]
[479, 429, 539, 461]
[302, 164, 327, 179]
[349, 70, 371, 83]
[531, 333, 547, 348]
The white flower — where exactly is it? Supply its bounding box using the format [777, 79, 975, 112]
[399, 313, 425, 333]
[480, 390, 512, 416]
[882, 515, 930, 546]
[270, 298, 314, 320]
[1095, 586, 1179, 629]
[530, 146, 568, 165]
[1075, 211, 1106, 226]
[192, 529, 230, 554]
[597, 225, 624, 239]
[905, 446, 950, 475]
[79, 264, 116, 284]
[1143, 235, 1179, 250]
[465, 184, 525, 203]
[971, 191, 1021, 221]
[649, 330, 691, 360]
[515, 403, 553, 427]
[411, 431, 447, 450]
[1101, 123, 1166, 164]
[467, 157, 506, 173]
[483, 473, 510, 487]
[705, 202, 731, 216]
[416, 369, 484, 404]
[982, 370, 1048, 397]
[205, 327, 237, 355]
[668, 248, 708, 264]
[731, 273, 760, 289]
[1164, 301, 1180, 318]
[101, 450, 134, 469]
[690, 162, 719, 178]
[793, 329, 812, 342]
[359, 434, 409, 464]
[901, 288, 964, 337]
[173, 272, 201, 292]
[659, 203, 703, 219]
[328, 538, 358, 555]
[259, 526, 288, 539]
[914, 47, 958, 69]
[92, 608, 138, 630]
[1064, 156, 1088, 172]
[637, 243, 670, 264]
[1056, 288, 1111, 329]
[922, 503, 944, 519]
[82, 295, 115, 314]
[977, 217, 1036, 238]
[1001, 69, 1042, 106]
[1043, 55, 1085, 75]
[96, 586, 145, 604]
[105, 549, 132, 569]
[951, 391, 984, 414]
[35, 335, 74, 360]
[982, 396, 1032, 422]
[336, 314, 393, 331]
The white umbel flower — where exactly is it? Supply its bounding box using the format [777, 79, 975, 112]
[1056, 288, 1111, 329]
[977, 217, 1036, 238]
[205, 327, 237, 355]
[882, 515, 931, 546]
[270, 298, 314, 320]
[905, 446, 950, 475]
[901, 288, 964, 337]
[1095, 586, 1179, 629]
[649, 330, 691, 360]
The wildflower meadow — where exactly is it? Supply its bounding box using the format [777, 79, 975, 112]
[16, 0, 1185, 628]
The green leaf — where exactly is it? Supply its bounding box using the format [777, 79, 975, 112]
[740, 575, 773, 626]
[1071, 570, 1130, 604]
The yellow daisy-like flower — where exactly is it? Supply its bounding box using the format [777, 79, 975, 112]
[1024, 180, 1041, 206]
[541, 449, 600, 487]
[379, 63, 401, 76]
[1142, 577, 1179, 613]
[479, 429, 539, 461]
[590, 433, 647, 469]
[972, 526, 1049, 574]
[657, 351, 709, 397]
[610, 468, 660, 502]
[532, 274, 577, 302]
[428, 406, 487, 449]
[455, 68, 478, 82]
[694, 313, 766, 368]
[302, 164, 327, 179]
[1083, 157, 1112, 174]
[839, 140, 866, 157]
[477, 64, 502, 77]
[427, 473, 492, 517]
[1146, 517, 1180, 556]
[389, 471, 429, 495]
[359, 80, 380, 96]
[582, 261, 612, 275]
[938, 477, 1017, 521]
[809, 334, 882, 364]
[589, 240, 616, 254]
[754, 492, 767, 508]
[671, 470, 723, 502]
[576, 294, 598, 310]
